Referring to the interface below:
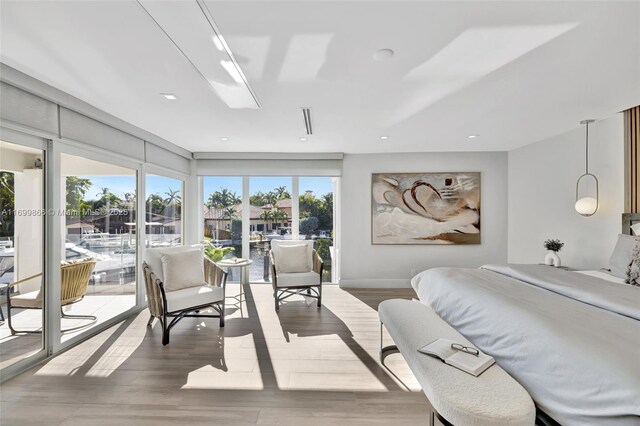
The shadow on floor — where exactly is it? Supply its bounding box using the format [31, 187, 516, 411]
[343, 287, 416, 311]
[0, 284, 428, 425]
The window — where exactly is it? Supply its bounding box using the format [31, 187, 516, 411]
[0, 140, 45, 369]
[201, 175, 339, 284]
[65, 248, 85, 260]
[61, 153, 137, 342]
[203, 176, 243, 282]
[299, 177, 335, 282]
[145, 174, 183, 248]
[249, 177, 292, 283]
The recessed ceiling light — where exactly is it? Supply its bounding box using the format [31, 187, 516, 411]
[300, 137, 308, 141]
[467, 134, 479, 139]
[380, 136, 390, 140]
[373, 48, 394, 61]
[220, 137, 229, 141]
[160, 93, 178, 100]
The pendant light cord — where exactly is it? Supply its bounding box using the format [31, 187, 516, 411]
[585, 121, 589, 174]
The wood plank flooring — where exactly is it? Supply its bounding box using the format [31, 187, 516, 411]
[0, 294, 136, 370]
[0, 284, 428, 425]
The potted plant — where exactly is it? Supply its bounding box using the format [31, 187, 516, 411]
[204, 244, 235, 263]
[543, 239, 564, 267]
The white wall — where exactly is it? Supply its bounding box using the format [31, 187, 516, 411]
[508, 114, 624, 270]
[14, 169, 44, 294]
[340, 152, 508, 288]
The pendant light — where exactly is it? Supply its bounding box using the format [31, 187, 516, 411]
[575, 119, 598, 216]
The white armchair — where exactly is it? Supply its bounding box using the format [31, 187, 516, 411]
[269, 240, 323, 312]
[143, 246, 226, 345]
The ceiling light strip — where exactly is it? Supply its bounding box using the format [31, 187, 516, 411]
[195, 0, 261, 108]
[136, 0, 205, 85]
[136, 0, 260, 109]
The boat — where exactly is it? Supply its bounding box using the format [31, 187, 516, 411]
[77, 233, 133, 249]
[264, 226, 305, 241]
[65, 243, 135, 281]
[0, 247, 14, 285]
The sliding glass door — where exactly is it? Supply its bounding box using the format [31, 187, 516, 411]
[60, 152, 137, 343]
[0, 132, 189, 379]
[0, 139, 47, 372]
[201, 175, 339, 284]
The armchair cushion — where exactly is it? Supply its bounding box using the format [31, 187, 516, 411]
[275, 271, 320, 287]
[165, 284, 224, 313]
[145, 244, 203, 282]
[276, 244, 311, 273]
[161, 248, 205, 291]
[10, 290, 42, 309]
[271, 240, 314, 271]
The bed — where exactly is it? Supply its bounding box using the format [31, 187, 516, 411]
[411, 217, 640, 425]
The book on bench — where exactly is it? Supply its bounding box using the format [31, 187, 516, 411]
[418, 338, 495, 377]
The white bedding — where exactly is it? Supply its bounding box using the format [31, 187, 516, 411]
[577, 270, 626, 285]
[482, 264, 639, 320]
[411, 265, 640, 426]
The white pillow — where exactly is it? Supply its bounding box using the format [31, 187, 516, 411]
[145, 244, 203, 281]
[160, 248, 205, 291]
[271, 241, 314, 270]
[276, 244, 311, 273]
[609, 234, 639, 278]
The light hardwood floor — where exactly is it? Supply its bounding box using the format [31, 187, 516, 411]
[0, 284, 429, 425]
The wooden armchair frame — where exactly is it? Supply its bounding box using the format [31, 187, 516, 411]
[270, 249, 323, 312]
[143, 257, 227, 345]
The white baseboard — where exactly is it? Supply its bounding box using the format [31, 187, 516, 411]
[339, 278, 411, 289]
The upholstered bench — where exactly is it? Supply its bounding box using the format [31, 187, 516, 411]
[379, 299, 535, 426]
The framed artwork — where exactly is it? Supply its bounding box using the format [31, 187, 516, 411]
[371, 172, 481, 245]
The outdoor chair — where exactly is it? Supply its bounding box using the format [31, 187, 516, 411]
[6, 257, 97, 334]
[143, 246, 227, 345]
[269, 240, 323, 312]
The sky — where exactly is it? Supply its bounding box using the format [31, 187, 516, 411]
[78, 175, 332, 203]
[203, 176, 334, 203]
[81, 175, 181, 201]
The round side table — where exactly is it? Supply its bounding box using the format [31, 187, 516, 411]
[215, 258, 253, 306]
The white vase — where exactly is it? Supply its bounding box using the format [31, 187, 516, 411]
[544, 251, 561, 267]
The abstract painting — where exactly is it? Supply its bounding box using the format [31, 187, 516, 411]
[372, 172, 481, 244]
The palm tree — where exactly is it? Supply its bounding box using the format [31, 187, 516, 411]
[96, 187, 122, 234]
[0, 172, 15, 237]
[264, 191, 278, 207]
[218, 188, 232, 205]
[121, 191, 136, 224]
[250, 191, 266, 206]
[207, 187, 240, 209]
[164, 188, 182, 217]
[259, 209, 272, 232]
[228, 191, 241, 206]
[164, 188, 181, 205]
[65, 176, 92, 217]
[271, 208, 289, 228]
[274, 186, 290, 200]
[222, 206, 237, 220]
[146, 193, 165, 215]
[123, 191, 136, 205]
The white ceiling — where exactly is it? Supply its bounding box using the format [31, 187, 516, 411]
[1, 1, 639, 154]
